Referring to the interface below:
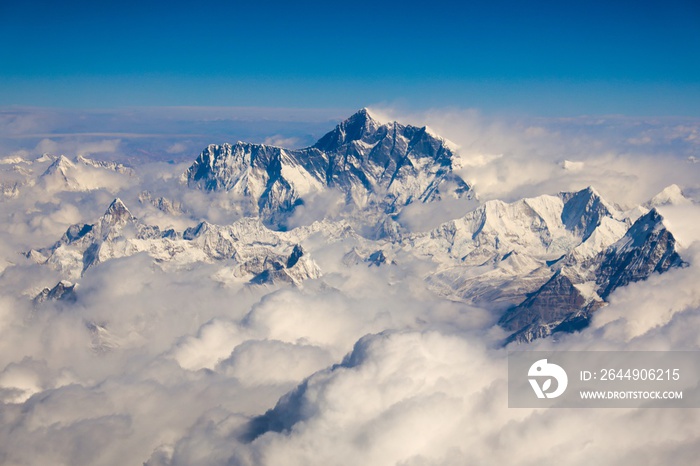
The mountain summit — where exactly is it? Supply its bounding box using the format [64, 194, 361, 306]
[183, 109, 471, 228]
[312, 108, 382, 152]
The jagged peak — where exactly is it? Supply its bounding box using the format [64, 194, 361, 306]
[611, 207, 670, 251]
[55, 154, 73, 165]
[312, 108, 384, 151]
[202, 142, 244, 152]
[35, 153, 55, 163]
[183, 220, 217, 240]
[57, 279, 74, 288]
[635, 207, 665, 227]
[42, 154, 75, 175]
[341, 108, 383, 131]
[352, 107, 379, 122]
[106, 197, 128, 212]
[583, 185, 600, 198]
[100, 198, 135, 226]
[560, 185, 600, 200]
[560, 186, 615, 211]
[201, 141, 279, 156]
[558, 186, 616, 241]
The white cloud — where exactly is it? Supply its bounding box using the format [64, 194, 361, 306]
[34, 138, 60, 155]
[263, 135, 303, 148]
[171, 319, 248, 371]
[75, 139, 121, 157]
[218, 339, 333, 386]
[166, 142, 187, 154]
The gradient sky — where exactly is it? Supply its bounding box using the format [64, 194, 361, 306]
[1, 0, 699, 115]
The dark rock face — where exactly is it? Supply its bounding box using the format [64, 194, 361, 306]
[286, 245, 304, 269]
[560, 187, 613, 241]
[102, 198, 134, 226]
[248, 248, 313, 286]
[499, 273, 587, 343]
[595, 209, 686, 299]
[33, 281, 76, 305]
[64, 224, 93, 243]
[310, 109, 469, 209]
[367, 250, 387, 267]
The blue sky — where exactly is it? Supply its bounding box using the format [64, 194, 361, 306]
[1, 0, 699, 115]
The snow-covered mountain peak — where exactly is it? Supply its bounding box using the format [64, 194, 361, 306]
[103, 198, 133, 222]
[612, 208, 667, 250]
[42, 155, 75, 176]
[35, 153, 55, 163]
[359, 106, 380, 120]
[28, 197, 324, 284]
[96, 198, 136, 237]
[76, 155, 135, 176]
[418, 187, 623, 266]
[647, 184, 692, 207]
[312, 108, 383, 152]
[594, 207, 685, 300]
[39, 154, 132, 193]
[559, 186, 617, 241]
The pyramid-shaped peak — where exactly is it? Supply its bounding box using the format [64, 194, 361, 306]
[612, 207, 668, 249]
[42, 154, 75, 176]
[101, 198, 134, 225]
[55, 154, 73, 164]
[352, 106, 377, 120]
[606, 207, 682, 258]
[106, 197, 128, 212]
[560, 186, 615, 241]
[342, 107, 383, 131]
[574, 185, 602, 199]
[355, 107, 387, 123]
[313, 108, 385, 151]
[560, 186, 614, 207]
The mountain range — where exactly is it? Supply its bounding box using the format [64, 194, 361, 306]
[23, 109, 691, 344]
